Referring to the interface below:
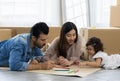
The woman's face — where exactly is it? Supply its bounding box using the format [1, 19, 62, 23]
[65, 29, 76, 45]
[86, 45, 95, 55]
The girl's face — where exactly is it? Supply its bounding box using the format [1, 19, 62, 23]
[86, 45, 95, 55]
[65, 29, 76, 45]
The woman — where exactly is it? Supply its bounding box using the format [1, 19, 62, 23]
[44, 22, 83, 66]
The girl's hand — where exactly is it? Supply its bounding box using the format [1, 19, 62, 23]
[79, 61, 89, 66]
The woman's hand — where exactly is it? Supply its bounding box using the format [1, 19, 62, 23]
[58, 56, 73, 66]
[74, 60, 80, 65]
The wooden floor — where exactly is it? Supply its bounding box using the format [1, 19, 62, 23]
[0, 69, 120, 81]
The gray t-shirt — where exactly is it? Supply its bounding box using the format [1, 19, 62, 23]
[44, 35, 83, 61]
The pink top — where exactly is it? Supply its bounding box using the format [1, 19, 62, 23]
[43, 35, 83, 61]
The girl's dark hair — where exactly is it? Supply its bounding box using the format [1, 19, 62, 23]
[86, 37, 104, 53]
[30, 22, 49, 39]
[58, 22, 78, 58]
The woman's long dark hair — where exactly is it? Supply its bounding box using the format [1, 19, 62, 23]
[58, 22, 78, 58]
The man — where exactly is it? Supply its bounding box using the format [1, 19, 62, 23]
[0, 22, 55, 71]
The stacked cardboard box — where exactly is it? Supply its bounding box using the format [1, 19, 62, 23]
[117, 0, 120, 6]
[110, 0, 120, 27]
[0, 27, 61, 43]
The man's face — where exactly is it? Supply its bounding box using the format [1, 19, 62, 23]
[33, 34, 48, 48]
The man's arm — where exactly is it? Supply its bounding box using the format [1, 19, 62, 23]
[27, 61, 55, 70]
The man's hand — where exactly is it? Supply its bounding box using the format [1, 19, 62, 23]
[30, 59, 39, 64]
[40, 60, 55, 70]
[28, 60, 55, 70]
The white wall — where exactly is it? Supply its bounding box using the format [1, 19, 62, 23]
[0, 0, 62, 27]
[44, 0, 62, 27]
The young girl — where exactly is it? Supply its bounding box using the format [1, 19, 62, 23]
[79, 37, 120, 69]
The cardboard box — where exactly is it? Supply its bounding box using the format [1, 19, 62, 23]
[117, 0, 120, 6]
[0, 27, 61, 43]
[48, 27, 61, 43]
[0, 29, 13, 41]
[110, 6, 120, 27]
[80, 28, 120, 54]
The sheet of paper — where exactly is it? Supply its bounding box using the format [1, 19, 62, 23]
[0, 65, 101, 77]
[28, 65, 101, 77]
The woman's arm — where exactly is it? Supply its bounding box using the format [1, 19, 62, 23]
[43, 37, 60, 61]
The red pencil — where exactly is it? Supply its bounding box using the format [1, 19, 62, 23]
[74, 69, 79, 73]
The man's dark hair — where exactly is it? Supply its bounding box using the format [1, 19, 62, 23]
[30, 22, 49, 38]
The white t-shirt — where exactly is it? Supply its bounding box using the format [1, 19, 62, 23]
[92, 51, 120, 69]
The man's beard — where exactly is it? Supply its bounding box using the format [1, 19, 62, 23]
[34, 41, 45, 48]
[40, 43, 46, 48]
